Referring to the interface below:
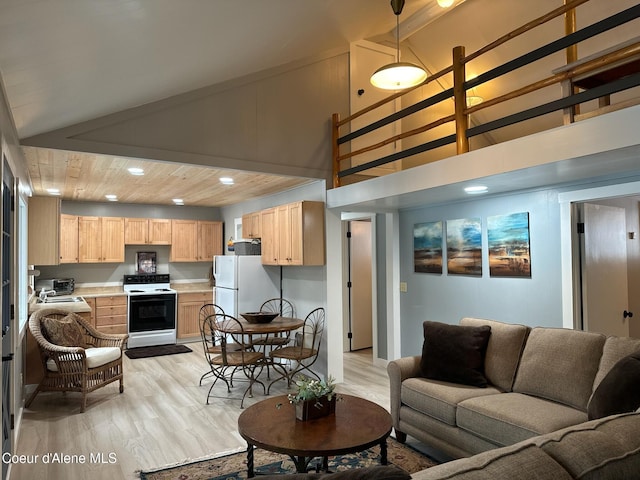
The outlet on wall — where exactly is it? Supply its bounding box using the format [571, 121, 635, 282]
[400, 282, 408, 293]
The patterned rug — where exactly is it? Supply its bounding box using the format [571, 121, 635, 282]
[138, 437, 436, 480]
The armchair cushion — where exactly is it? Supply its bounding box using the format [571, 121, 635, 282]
[420, 321, 492, 388]
[46, 346, 122, 371]
[41, 314, 86, 347]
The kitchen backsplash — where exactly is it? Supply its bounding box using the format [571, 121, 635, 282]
[35, 245, 210, 285]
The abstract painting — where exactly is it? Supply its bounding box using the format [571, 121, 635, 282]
[487, 212, 531, 277]
[414, 221, 443, 274]
[446, 218, 482, 276]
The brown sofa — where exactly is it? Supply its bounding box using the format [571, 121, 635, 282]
[388, 318, 640, 460]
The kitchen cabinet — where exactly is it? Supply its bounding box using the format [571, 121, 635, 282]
[28, 196, 61, 265]
[260, 208, 278, 265]
[171, 220, 222, 262]
[177, 291, 211, 339]
[197, 221, 222, 261]
[125, 218, 172, 245]
[241, 211, 262, 238]
[59, 214, 79, 263]
[95, 295, 127, 334]
[78, 216, 125, 263]
[78, 296, 96, 325]
[260, 201, 325, 266]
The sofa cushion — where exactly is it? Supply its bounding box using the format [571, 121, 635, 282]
[535, 413, 640, 480]
[401, 377, 501, 426]
[41, 314, 85, 348]
[512, 328, 605, 410]
[587, 350, 640, 420]
[411, 443, 573, 480]
[420, 322, 492, 388]
[592, 336, 640, 390]
[460, 318, 529, 392]
[457, 393, 588, 446]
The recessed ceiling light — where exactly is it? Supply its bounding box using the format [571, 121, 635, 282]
[172, 198, 184, 205]
[46, 188, 61, 196]
[105, 194, 118, 201]
[128, 167, 144, 176]
[219, 177, 234, 185]
[437, 0, 455, 7]
[464, 185, 488, 195]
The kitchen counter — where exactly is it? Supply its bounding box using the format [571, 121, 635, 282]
[28, 295, 92, 314]
[71, 281, 212, 297]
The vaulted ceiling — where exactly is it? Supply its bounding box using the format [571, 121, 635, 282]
[0, 0, 637, 207]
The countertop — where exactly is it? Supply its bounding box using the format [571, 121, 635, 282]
[72, 282, 212, 297]
[28, 282, 212, 314]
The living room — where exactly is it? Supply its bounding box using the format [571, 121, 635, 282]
[2, 0, 640, 478]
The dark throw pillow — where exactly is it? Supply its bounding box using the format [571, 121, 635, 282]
[420, 321, 492, 387]
[587, 349, 640, 420]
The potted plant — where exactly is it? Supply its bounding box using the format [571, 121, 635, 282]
[282, 375, 338, 421]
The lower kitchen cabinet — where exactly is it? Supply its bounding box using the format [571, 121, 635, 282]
[177, 291, 211, 339]
[78, 296, 96, 325]
[95, 295, 128, 334]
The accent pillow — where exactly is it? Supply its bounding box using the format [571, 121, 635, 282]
[420, 321, 492, 387]
[41, 315, 85, 348]
[587, 349, 640, 420]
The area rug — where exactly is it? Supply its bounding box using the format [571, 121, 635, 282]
[138, 437, 437, 480]
[125, 344, 192, 359]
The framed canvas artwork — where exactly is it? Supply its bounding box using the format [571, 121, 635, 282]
[446, 218, 482, 276]
[487, 212, 531, 277]
[414, 221, 443, 274]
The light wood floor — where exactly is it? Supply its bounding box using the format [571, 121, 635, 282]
[11, 347, 391, 480]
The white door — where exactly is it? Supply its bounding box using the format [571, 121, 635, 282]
[214, 287, 237, 318]
[349, 220, 373, 351]
[580, 203, 630, 337]
[213, 255, 237, 289]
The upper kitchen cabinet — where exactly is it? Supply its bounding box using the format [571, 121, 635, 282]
[78, 216, 125, 263]
[125, 218, 172, 245]
[241, 211, 262, 239]
[59, 214, 79, 263]
[171, 220, 222, 262]
[28, 196, 61, 265]
[261, 201, 325, 266]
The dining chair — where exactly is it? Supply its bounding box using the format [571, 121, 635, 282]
[199, 303, 239, 389]
[267, 307, 325, 393]
[205, 313, 266, 408]
[254, 298, 296, 377]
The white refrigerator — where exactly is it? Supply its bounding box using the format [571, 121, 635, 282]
[213, 255, 280, 317]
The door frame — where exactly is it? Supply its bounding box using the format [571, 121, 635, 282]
[341, 213, 379, 362]
[558, 180, 640, 329]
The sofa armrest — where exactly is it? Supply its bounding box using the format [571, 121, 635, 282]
[387, 355, 422, 428]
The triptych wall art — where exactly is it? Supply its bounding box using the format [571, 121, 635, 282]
[414, 212, 531, 278]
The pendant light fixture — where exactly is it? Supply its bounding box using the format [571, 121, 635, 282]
[370, 0, 428, 90]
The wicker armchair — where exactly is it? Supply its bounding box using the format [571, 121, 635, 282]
[27, 308, 128, 413]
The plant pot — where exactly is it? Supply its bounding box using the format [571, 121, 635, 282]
[295, 395, 336, 421]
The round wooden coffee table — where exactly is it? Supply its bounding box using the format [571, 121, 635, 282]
[237, 394, 392, 477]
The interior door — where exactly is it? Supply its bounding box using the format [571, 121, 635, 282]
[348, 220, 373, 351]
[2, 160, 14, 480]
[580, 203, 630, 336]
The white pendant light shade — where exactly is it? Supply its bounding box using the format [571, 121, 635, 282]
[370, 62, 428, 90]
[370, 0, 427, 90]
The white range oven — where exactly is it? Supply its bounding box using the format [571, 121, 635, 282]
[123, 274, 177, 348]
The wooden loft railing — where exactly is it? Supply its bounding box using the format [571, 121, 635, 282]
[332, 0, 640, 188]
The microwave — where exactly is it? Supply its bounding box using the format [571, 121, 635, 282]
[35, 278, 75, 295]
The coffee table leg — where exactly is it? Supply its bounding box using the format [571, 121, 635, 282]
[246, 443, 255, 478]
[380, 439, 388, 465]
